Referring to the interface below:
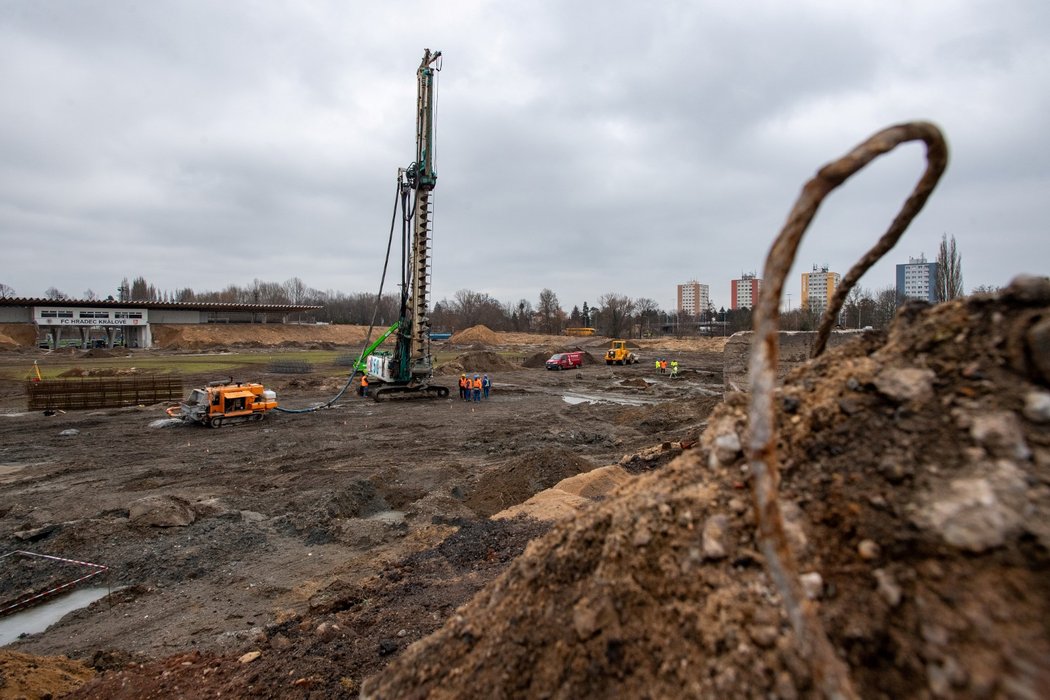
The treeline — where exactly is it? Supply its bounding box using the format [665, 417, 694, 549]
[32, 276, 961, 337]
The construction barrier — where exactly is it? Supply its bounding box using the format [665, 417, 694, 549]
[25, 376, 183, 411]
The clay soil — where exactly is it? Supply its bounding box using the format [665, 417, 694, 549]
[0, 331, 724, 698]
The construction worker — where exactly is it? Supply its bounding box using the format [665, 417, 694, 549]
[472, 373, 482, 402]
[360, 374, 369, 398]
[482, 373, 491, 399]
[655, 358, 661, 373]
[670, 359, 679, 378]
[660, 359, 668, 374]
[459, 373, 468, 400]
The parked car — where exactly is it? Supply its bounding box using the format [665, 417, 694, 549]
[546, 351, 584, 370]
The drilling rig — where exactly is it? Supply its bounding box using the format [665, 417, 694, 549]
[364, 49, 449, 401]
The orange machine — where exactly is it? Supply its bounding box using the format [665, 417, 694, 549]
[167, 381, 277, 428]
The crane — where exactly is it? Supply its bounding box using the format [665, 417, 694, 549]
[365, 49, 449, 401]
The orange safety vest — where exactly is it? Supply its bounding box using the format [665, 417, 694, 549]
[472, 378, 482, 390]
[361, 376, 368, 387]
[459, 377, 467, 389]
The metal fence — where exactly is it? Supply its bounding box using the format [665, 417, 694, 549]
[25, 376, 183, 411]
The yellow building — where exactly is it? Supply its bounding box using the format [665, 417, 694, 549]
[801, 264, 840, 312]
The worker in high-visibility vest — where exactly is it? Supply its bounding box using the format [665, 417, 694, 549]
[654, 359, 661, 373]
[459, 373, 468, 400]
[670, 360, 679, 378]
[472, 374, 482, 402]
[359, 374, 369, 398]
[482, 374, 491, 399]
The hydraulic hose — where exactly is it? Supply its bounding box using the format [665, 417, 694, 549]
[274, 176, 403, 413]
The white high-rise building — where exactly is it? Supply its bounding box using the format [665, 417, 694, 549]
[677, 280, 710, 316]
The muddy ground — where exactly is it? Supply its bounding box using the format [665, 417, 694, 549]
[0, 340, 724, 697]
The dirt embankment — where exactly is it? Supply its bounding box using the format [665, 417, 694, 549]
[362, 278, 1050, 699]
[0, 323, 38, 349]
[150, 324, 379, 350]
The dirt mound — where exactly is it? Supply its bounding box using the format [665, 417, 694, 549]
[57, 367, 138, 378]
[0, 324, 38, 350]
[463, 448, 599, 517]
[150, 323, 379, 350]
[362, 281, 1050, 698]
[0, 650, 94, 698]
[522, 348, 599, 368]
[435, 351, 519, 376]
[449, 325, 500, 346]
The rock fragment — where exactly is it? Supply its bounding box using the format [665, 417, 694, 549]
[128, 494, 196, 527]
[873, 568, 902, 607]
[873, 367, 935, 403]
[1023, 391, 1050, 423]
[702, 515, 729, 560]
[970, 411, 1031, 460]
[799, 572, 823, 600]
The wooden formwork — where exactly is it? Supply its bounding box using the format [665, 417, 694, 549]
[25, 376, 183, 411]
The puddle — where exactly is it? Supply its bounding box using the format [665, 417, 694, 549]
[561, 393, 652, 407]
[0, 587, 111, 646]
[367, 510, 406, 525]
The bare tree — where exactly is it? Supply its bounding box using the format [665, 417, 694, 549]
[634, 297, 660, 337]
[970, 284, 1001, 295]
[936, 233, 963, 301]
[537, 288, 564, 335]
[283, 277, 307, 305]
[44, 287, 68, 300]
[597, 293, 635, 338]
[83, 289, 97, 300]
[0, 282, 15, 298]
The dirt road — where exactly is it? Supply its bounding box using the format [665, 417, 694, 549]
[0, 343, 724, 696]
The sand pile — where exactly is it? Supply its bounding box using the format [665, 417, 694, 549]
[362, 278, 1050, 698]
[449, 325, 500, 346]
[149, 324, 378, 350]
[463, 448, 598, 517]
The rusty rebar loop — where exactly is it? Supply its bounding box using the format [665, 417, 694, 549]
[747, 121, 948, 700]
[813, 123, 949, 357]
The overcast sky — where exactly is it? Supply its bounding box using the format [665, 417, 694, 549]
[2, 1, 1047, 312]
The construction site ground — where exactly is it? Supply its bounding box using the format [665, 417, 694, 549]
[0, 329, 727, 698]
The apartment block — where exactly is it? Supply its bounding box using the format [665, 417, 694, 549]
[677, 280, 710, 316]
[896, 254, 939, 304]
[731, 273, 761, 310]
[800, 264, 840, 313]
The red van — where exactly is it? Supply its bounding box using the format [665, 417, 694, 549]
[545, 351, 584, 370]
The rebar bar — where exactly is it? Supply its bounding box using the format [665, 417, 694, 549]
[748, 121, 948, 699]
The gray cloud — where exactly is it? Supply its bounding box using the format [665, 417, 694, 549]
[1, 0, 1047, 310]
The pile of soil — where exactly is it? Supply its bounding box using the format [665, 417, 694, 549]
[0, 324, 38, 350]
[522, 348, 598, 369]
[361, 278, 1050, 698]
[57, 367, 139, 377]
[463, 448, 599, 517]
[0, 650, 95, 698]
[449, 325, 500, 346]
[149, 324, 379, 350]
[434, 351, 520, 376]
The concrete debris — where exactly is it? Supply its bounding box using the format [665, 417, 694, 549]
[873, 568, 902, 607]
[799, 572, 824, 600]
[702, 514, 729, 560]
[970, 411, 1032, 461]
[1022, 390, 1050, 423]
[59, 428, 80, 437]
[712, 432, 743, 466]
[872, 366, 935, 403]
[918, 474, 1024, 552]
